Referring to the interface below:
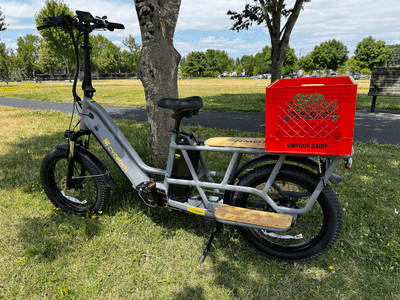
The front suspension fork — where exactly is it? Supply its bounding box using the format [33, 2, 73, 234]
[65, 130, 90, 189]
[66, 141, 76, 189]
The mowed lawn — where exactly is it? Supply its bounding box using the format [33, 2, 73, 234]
[0, 103, 399, 299]
[2, 78, 399, 112]
[0, 78, 400, 298]
[0, 78, 268, 112]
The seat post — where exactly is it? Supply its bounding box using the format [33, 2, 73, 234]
[173, 116, 183, 132]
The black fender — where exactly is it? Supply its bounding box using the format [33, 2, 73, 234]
[55, 143, 115, 188]
[223, 154, 342, 204]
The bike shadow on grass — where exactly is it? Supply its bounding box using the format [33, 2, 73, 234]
[4, 131, 278, 293]
[0, 130, 104, 262]
[106, 184, 279, 300]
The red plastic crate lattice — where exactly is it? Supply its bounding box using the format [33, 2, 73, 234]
[265, 77, 358, 156]
[277, 93, 340, 139]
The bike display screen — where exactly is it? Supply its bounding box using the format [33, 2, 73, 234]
[76, 11, 95, 23]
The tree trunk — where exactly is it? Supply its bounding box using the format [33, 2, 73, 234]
[260, 0, 305, 82]
[135, 0, 181, 167]
[63, 55, 69, 75]
[270, 43, 284, 82]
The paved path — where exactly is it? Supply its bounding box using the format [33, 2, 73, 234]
[1, 97, 399, 146]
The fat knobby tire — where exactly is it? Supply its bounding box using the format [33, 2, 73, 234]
[231, 164, 343, 262]
[40, 147, 110, 216]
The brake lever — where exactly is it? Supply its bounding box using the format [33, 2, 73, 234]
[37, 25, 53, 31]
[94, 16, 106, 24]
[105, 21, 115, 31]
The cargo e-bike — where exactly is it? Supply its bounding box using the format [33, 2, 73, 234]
[38, 11, 355, 263]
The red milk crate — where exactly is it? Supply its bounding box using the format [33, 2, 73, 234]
[265, 77, 357, 156]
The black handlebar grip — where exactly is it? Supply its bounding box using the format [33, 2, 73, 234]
[106, 21, 125, 30]
[42, 15, 73, 28]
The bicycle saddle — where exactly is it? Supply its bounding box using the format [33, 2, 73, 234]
[158, 96, 203, 119]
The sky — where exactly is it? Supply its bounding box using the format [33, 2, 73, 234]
[1, 0, 400, 60]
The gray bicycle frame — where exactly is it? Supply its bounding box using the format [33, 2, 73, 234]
[77, 95, 351, 220]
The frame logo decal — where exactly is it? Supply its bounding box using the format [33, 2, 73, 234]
[188, 206, 205, 216]
[103, 138, 128, 173]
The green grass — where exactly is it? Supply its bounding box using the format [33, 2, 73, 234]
[356, 93, 400, 111]
[0, 106, 399, 299]
[0, 79, 268, 113]
[3, 78, 399, 113]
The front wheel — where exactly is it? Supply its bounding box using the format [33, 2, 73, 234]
[40, 147, 110, 216]
[231, 164, 342, 262]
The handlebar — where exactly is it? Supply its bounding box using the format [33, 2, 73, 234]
[37, 15, 73, 30]
[36, 10, 125, 105]
[37, 10, 124, 32]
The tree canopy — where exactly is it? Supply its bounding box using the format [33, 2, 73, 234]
[0, 7, 7, 31]
[204, 49, 230, 77]
[90, 35, 120, 73]
[38, 39, 61, 74]
[282, 47, 298, 74]
[181, 44, 300, 78]
[16, 34, 41, 77]
[0, 41, 12, 81]
[354, 36, 393, 70]
[121, 34, 141, 73]
[345, 58, 361, 74]
[181, 50, 232, 77]
[298, 54, 313, 73]
[182, 51, 207, 77]
[311, 39, 348, 71]
[35, 0, 76, 75]
[387, 44, 400, 67]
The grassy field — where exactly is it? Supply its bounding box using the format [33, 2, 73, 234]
[1, 78, 400, 112]
[0, 105, 399, 299]
[0, 78, 268, 113]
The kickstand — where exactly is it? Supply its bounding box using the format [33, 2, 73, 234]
[199, 222, 223, 264]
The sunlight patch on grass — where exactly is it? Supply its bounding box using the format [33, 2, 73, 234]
[359, 175, 373, 182]
[0, 106, 399, 299]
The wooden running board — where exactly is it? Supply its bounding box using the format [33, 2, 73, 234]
[215, 204, 292, 230]
[204, 137, 265, 149]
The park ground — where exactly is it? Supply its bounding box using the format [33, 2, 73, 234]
[0, 78, 399, 299]
[1, 78, 400, 112]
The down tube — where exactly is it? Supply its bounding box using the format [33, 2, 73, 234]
[79, 100, 165, 186]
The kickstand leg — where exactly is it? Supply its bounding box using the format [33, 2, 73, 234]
[199, 222, 223, 264]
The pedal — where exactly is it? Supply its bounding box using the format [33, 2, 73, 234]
[215, 204, 292, 231]
[136, 180, 161, 207]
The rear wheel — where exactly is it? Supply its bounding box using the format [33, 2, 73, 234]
[231, 164, 342, 262]
[40, 148, 110, 216]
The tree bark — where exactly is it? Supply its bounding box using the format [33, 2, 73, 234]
[135, 0, 181, 167]
[270, 43, 285, 81]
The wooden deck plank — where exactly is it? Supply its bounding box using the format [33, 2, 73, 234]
[205, 137, 265, 149]
[215, 204, 292, 229]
